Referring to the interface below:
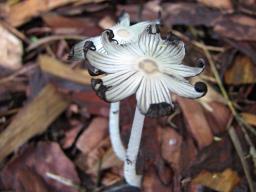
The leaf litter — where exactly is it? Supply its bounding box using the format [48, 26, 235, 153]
[0, 0, 256, 192]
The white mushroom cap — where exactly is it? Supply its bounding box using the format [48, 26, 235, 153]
[85, 25, 207, 117]
[69, 12, 156, 60]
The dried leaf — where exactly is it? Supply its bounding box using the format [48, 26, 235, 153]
[42, 14, 102, 36]
[70, 91, 109, 117]
[5, 0, 107, 27]
[16, 167, 49, 192]
[161, 3, 221, 26]
[143, 167, 171, 192]
[177, 97, 213, 149]
[214, 15, 256, 41]
[241, 112, 256, 126]
[76, 117, 108, 154]
[159, 127, 182, 172]
[38, 55, 91, 85]
[224, 54, 256, 85]
[0, 23, 22, 71]
[197, 0, 233, 10]
[0, 84, 69, 161]
[1, 142, 80, 192]
[192, 169, 240, 192]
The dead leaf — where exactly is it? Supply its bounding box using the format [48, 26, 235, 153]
[177, 97, 213, 149]
[38, 55, 91, 85]
[205, 102, 231, 134]
[42, 14, 102, 36]
[0, 23, 22, 71]
[159, 127, 182, 172]
[16, 167, 49, 192]
[143, 167, 172, 192]
[0, 84, 69, 161]
[241, 112, 256, 126]
[197, 0, 233, 10]
[1, 142, 80, 192]
[192, 169, 240, 192]
[76, 117, 108, 154]
[161, 3, 222, 26]
[224, 54, 256, 85]
[5, 0, 107, 27]
[214, 15, 256, 41]
[70, 91, 109, 117]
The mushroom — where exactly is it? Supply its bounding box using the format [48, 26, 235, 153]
[83, 24, 207, 187]
[70, 13, 157, 161]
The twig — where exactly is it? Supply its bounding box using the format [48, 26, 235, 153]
[171, 30, 225, 52]
[228, 127, 254, 192]
[0, 64, 37, 85]
[46, 172, 86, 192]
[26, 35, 85, 51]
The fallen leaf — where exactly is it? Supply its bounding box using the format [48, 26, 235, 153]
[197, 0, 233, 10]
[16, 167, 49, 192]
[224, 54, 256, 85]
[0, 23, 22, 71]
[42, 14, 102, 36]
[143, 167, 172, 192]
[192, 169, 240, 192]
[241, 112, 256, 127]
[159, 127, 183, 172]
[214, 15, 256, 41]
[205, 101, 231, 134]
[177, 97, 213, 149]
[76, 117, 108, 154]
[38, 55, 91, 85]
[161, 3, 222, 26]
[5, 0, 107, 27]
[70, 91, 109, 117]
[0, 84, 69, 161]
[1, 142, 80, 192]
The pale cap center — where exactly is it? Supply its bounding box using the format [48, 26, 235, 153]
[138, 59, 159, 74]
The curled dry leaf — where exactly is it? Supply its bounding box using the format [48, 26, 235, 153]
[192, 169, 240, 192]
[0, 23, 22, 71]
[224, 54, 256, 85]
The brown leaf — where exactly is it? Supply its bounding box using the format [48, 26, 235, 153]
[42, 14, 102, 36]
[16, 167, 49, 192]
[241, 112, 256, 126]
[161, 3, 222, 26]
[1, 142, 80, 192]
[0, 84, 69, 161]
[143, 167, 172, 192]
[197, 0, 233, 10]
[177, 97, 213, 149]
[214, 15, 256, 41]
[192, 169, 240, 192]
[205, 102, 231, 134]
[159, 127, 182, 172]
[76, 117, 108, 154]
[70, 91, 109, 117]
[0, 23, 22, 71]
[5, 0, 107, 27]
[38, 55, 91, 85]
[224, 54, 256, 85]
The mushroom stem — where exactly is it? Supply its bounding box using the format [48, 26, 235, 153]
[124, 106, 145, 187]
[109, 102, 126, 161]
